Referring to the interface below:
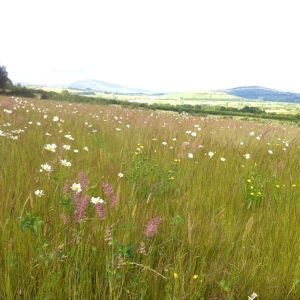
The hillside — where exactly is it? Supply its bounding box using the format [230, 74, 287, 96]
[222, 86, 300, 102]
[68, 79, 155, 95]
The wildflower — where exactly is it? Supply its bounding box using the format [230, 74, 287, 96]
[173, 273, 179, 279]
[40, 163, 53, 172]
[250, 131, 255, 136]
[192, 274, 199, 279]
[74, 195, 90, 222]
[138, 241, 146, 255]
[105, 226, 113, 245]
[65, 134, 74, 140]
[208, 151, 215, 158]
[63, 144, 71, 150]
[91, 197, 105, 220]
[118, 172, 124, 178]
[71, 183, 82, 194]
[78, 171, 89, 189]
[244, 153, 251, 160]
[83, 146, 89, 151]
[162, 141, 167, 146]
[90, 197, 105, 205]
[220, 157, 226, 162]
[44, 143, 57, 152]
[73, 149, 79, 153]
[144, 216, 163, 237]
[53, 116, 59, 122]
[60, 159, 72, 167]
[248, 292, 258, 300]
[34, 190, 44, 197]
[102, 183, 117, 208]
[191, 132, 197, 137]
[268, 149, 273, 155]
[188, 153, 193, 159]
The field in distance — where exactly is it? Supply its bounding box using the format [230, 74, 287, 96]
[28, 85, 300, 115]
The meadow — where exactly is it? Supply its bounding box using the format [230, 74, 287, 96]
[0, 95, 300, 299]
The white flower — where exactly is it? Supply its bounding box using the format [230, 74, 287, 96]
[191, 132, 197, 137]
[240, 142, 244, 146]
[3, 109, 12, 114]
[244, 153, 251, 160]
[118, 172, 124, 178]
[220, 157, 226, 162]
[60, 159, 72, 167]
[73, 149, 79, 153]
[90, 197, 105, 204]
[83, 146, 89, 151]
[249, 131, 255, 136]
[34, 190, 44, 197]
[63, 144, 71, 150]
[64, 134, 74, 140]
[40, 163, 53, 172]
[208, 151, 215, 158]
[248, 292, 258, 300]
[53, 116, 59, 122]
[172, 138, 177, 141]
[268, 149, 273, 155]
[44, 143, 57, 152]
[188, 153, 193, 159]
[71, 183, 82, 193]
[162, 141, 167, 146]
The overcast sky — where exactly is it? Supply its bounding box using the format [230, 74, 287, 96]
[1, 0, 300, 92]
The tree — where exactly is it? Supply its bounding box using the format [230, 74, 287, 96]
[0, 65, 10, 91]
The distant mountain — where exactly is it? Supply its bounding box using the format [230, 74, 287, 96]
[222, 86, 300, 102]
[68, 79, 157, 95]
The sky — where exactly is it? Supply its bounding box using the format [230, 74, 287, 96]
[1, 0, 300, 92]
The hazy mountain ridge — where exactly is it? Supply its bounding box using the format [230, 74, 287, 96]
[222, 86, 300, 102]
[68, 79, 157, 95]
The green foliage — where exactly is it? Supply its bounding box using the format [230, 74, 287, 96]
[20, 211, 44, 234]
[0, 65, 10, 90]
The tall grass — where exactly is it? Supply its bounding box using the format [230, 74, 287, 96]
[0, 96, 300, 299]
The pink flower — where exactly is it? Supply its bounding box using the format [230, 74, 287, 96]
[95, 202, 106, 220]
[102, 183, 118, 208]
[74, 194, 90, 222]
[78, 171, 89, 190]
[144, 216, 163, 237]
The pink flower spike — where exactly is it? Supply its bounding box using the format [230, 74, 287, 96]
[144, 216, 163, 237]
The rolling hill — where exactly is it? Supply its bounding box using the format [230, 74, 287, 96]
[222, 86, 300, 102]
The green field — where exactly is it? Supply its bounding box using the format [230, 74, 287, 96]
[29, 86, 300, 115]
[1, 95, 300, 299]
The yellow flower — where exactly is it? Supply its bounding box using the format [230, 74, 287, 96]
[192, 274, 199, 279]
[276, 185, 280, 188]
[292, 184, 296, 188]
[173, 272, 179, 279]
